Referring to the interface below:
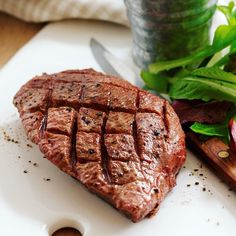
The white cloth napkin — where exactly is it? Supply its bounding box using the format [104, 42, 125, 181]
[0, 0, 128, 26]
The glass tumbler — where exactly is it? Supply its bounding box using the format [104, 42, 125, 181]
[124, 0, 218, 68]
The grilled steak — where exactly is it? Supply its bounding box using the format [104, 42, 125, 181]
[13, 68, 186, 222]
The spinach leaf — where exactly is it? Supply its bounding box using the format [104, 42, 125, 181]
[169, 77, 236, 103]
[141, 70, 168, 93]
[191, 67, 236, 84]
[190, 122, 229, 137]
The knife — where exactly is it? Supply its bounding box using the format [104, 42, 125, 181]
[90, 37, 236, 191]
[90, 38, 143, 87]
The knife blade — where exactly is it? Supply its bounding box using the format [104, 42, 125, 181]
[90, 38, 123, 79]
[90, 38, 143, 87]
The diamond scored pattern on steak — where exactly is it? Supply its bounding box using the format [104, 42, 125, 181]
[13, 69, 186, 222]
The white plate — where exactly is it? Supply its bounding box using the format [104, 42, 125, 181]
[0, 12, 235, 236]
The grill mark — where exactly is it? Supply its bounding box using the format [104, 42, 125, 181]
[133, 92, 147, 180]
[134, 92, 141, 160]
[80, 103, 109, 112]
[162, 100, 169, 141]
[70, 114, 78, 167]
[47, 85, 53, 108]
[133, 115, 140, 159]
[42, 103, 137, 115]
[39, 113, 48, 138]
[44, 129, 70, 136]
[50, 102, 94, 112]
[100, 113, 111, 183]
[136, 91, 140, 109]
[39, 88, 52, 138]
[79, 84, 85, 100]
[110, 107, 137, 114]
[51, 101, 80, 111]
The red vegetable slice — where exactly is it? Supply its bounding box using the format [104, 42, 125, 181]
[229, 117, 236, 152]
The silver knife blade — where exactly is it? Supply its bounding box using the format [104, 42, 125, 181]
[90, 38, 142, 86]
[90, 38, 123, 79]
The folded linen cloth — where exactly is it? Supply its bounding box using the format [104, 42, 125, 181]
[0, 0, 128, 26]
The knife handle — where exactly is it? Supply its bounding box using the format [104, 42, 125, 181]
[186, 132, 236, 191]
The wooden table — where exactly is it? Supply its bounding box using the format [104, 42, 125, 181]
[0, 12, 81, 236]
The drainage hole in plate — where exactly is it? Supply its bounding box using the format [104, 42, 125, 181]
[52, 227, 82, 236]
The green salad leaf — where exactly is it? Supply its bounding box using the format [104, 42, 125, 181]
[190, 122, 229, 137]
[169, 77, 236, 103]
[191, 67, 236, 84]
[141, 70, 168, 93]
[212, 25, 236, 50]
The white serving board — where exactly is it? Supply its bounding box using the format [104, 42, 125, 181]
[0, 13, 235, 236]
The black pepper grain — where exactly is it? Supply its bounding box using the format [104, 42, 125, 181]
[43, 178, 51, 181]
[195, 182, 199, 185]
[81, 117, 91, 125]
[88, 149, 95, 154]
[153, 130, 160, 136]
